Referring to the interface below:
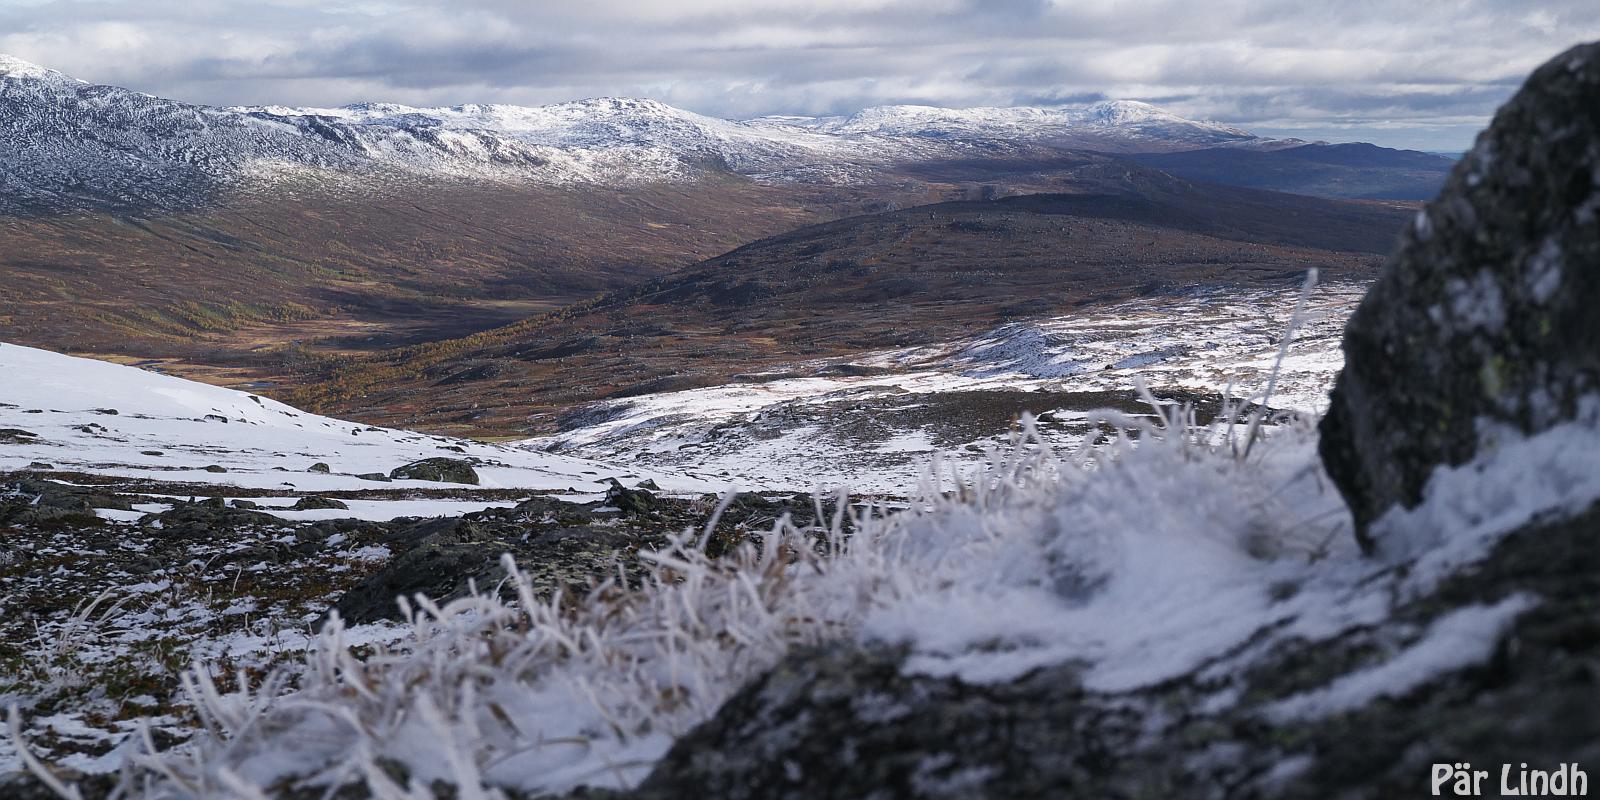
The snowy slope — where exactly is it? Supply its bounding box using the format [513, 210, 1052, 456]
[754, 100, 1304, 152]
[0, 54, 1294, 210]
[0, 58, 369, 211]
[0, 342, 714, 497]
[529, 282, 1361, 493]
[239, 97, 842, 173]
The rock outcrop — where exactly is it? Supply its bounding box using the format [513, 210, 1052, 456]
[389, 457, 481, 485]
[625, 505, 1600, 800]
[292, 496, 349, 511]
[0, 479, 131, 527]
[1320, 42, 1600, 549]
[332, 492, 844, 624]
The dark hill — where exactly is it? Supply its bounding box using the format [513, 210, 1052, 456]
[1128, 142, 1454, 200]
[291, 171, 1411, 437]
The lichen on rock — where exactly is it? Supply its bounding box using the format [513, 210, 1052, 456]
[1321, 41, 1600, 549]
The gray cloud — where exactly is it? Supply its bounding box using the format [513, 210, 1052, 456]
[2, 0, 1597, 150]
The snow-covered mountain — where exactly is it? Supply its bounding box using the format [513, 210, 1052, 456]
[0, 54, 1295, 211]
[236, 97, 842, 172]
[752, 100, 1300, 152]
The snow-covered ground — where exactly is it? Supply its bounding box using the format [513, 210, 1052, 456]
[7, 277, 1599, 797]
[0, 342, 717, 502]
[40, 394, 1592, 798]
[4, 274, 1353, 506]
[531, 280, 1361, 493]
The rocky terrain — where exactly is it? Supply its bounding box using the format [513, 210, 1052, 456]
[534, 281, 1361, 492]
[2, 39, 1598, 800]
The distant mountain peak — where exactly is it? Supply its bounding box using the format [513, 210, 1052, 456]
[0, 53, 75, 83]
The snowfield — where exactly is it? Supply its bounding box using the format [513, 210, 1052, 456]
[0, 342, 717, 501]
[533, 281, 1361, 493]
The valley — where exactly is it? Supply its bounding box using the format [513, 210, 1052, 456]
[290, 177, 1407, 438]
[0, 53, 1430, 415]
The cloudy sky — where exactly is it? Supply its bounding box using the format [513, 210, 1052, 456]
[2, 0, 1596, 150]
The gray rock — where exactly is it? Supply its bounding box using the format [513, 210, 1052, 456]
[604, 478, 656, 516]
[356, 472, 392, 482]
[628, 503, 1600, 800]
[332, 498, 634, 624]
[308, 462, 332, 474]
[0, 479, 131, 527]
[140, 502, 283, 535]
[293, 496, 349, 511]
[0, 428, 40, 444]
[1321, 42, 1600, 550]
[389, 457, 480, 485]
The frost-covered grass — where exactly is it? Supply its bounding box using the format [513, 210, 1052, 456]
[11, 276, 1591, 797]
[5, 384, 1367, 797]
[12, 386, 1589, 797]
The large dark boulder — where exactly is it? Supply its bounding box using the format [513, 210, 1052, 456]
[292, 496, 349, 511]
[1321, 42, 1600, 551]
[333, 498, 635, 624]
[0, 479, 131, 528]
[389, 457, 480, 485]
[604, 478, 657, 516]
[624, 503, 1600, 800]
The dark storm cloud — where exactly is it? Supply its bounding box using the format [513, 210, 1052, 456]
[2, 0, 1597, 149]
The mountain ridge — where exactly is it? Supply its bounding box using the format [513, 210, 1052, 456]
[0, 53, 1332, 214]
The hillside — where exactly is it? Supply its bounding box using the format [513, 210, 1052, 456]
[1, 54, 1441, 389]
[293, 169, 1411, 437]
[0, 177, 915, 362]
[1129, 142, 1456, 200]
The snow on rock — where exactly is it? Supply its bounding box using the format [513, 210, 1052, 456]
[1262, 593, 1538, 721]
[1372, 397, 1600, 583]
[0, 54, 76, 83]
[1320, 39, 1600, 544]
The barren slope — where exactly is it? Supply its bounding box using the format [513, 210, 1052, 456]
[293, 172, 1411, 437]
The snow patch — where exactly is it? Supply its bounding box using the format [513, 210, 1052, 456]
[1264, 594, 1537, 721]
